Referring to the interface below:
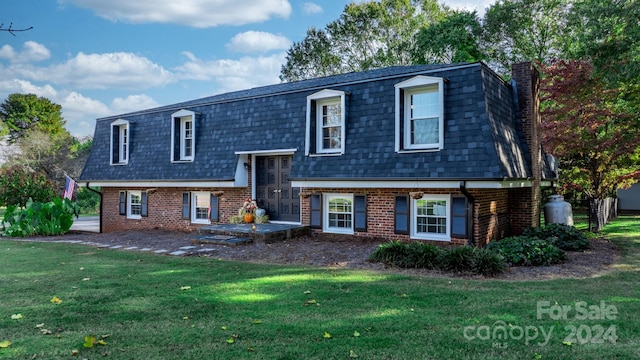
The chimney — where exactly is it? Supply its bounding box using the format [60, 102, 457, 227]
[509, 62, 542, 233]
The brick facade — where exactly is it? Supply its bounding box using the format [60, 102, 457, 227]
[102, 187, 251, 233]
[510, 62, 543, 233]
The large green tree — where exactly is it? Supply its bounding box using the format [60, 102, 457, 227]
[481, 0, 571, 75]
[413, 10, 485, 64]
[0, 93, 66, 142]
[540, 60, 640, 228]
[280, 0, 445, 82]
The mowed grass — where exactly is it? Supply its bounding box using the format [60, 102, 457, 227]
[0, 217, 639, 359]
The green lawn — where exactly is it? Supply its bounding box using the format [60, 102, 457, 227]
[1, 217, 639, 359]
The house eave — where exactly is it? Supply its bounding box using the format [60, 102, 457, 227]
[79, 180, 239, 188]
[290, 178, 536, 189]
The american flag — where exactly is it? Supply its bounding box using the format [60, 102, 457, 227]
[63, 175, 76, 200]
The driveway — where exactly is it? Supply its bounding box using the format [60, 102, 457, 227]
[70, 215, 99, 233]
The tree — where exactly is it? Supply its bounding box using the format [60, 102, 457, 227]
[413, 10, 485, 64]
[482, 0, 571, 75]
[0, 165, 56, 207]
[0, 93, 66, 142]
[280, 0, 445, 81]
[540, 60, 640, 230]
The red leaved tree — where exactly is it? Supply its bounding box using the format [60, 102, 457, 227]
[540, 59, 640, 230]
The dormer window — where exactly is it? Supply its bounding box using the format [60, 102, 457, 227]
[110, 119, 129, 165]
[306, 89, 346, 155]
[171, 109, 196, 162]
[395, 76, 444, 152]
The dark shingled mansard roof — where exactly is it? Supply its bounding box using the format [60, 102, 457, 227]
[80, 62, 547, 183]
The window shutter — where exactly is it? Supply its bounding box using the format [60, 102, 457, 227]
[182, 192, 190, 219]
[119, 191, 126, 215]
[309, 100, 317, 154]
[310, 194, 322, 229]
[451, 196, 467, 238]
[354, 195, 367, 232]
[209, 194, 219, 222]
[141, 192, 148, 217]
[173, 117, 181, 161]
[398, 89, 405, 150]
[112, 125, 120, 163]
[394, 195, 409, 234]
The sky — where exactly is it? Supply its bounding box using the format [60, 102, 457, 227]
[1, 0, 494, 137]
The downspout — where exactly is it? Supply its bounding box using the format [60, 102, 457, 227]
[459, 181, 475, 246]
[85, 182, 103, 234]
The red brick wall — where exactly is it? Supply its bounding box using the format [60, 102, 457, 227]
[101, 187, 251, 233]
[511, 62, 543, 233]
[301, 187, 511, 247]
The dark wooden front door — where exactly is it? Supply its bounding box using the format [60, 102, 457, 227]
[256, 155, 300, 222]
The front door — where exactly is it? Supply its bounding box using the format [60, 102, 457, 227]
[255, 155, 300, 222]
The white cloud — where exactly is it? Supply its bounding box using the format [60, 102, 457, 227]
[111, 94, 159, 113]
[302, 2, 323, 14]
[226, 31, 291, 53]
[21, 52, 175, 90]
[0, 79, 58, 99]
[61, 0, 292, 27]
[175, 52, 285, 92]
[0, 41, 51, 63]
[441, 0, 494, 16]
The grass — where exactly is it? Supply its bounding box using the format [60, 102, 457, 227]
[0, 216, 639, 359]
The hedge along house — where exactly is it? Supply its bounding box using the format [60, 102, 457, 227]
[79, 61, 556, 246]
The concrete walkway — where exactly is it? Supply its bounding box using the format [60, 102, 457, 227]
[70, 216, 100, 233]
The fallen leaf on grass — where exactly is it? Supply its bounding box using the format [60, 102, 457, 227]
[349, 349, 358, 358]
[11, 314, 23, 320]
[353, 331, 360, 337]
[71, 349, 79, 356]
[221, 326, 228, 330]
[83, 336, 96, 348]
[304, 290, 312, 294]
[323, 332, 332, 339]
[303, 299, 319, 306]
[226, 338, 235, 344]
[50, 296, 62, 304]
[252, 319, 262, 325]
[562, 341, 573, 347]
[82, 278, 90, 281]
[40, 328, 52, 335]
[35, 323, 45, 328]
[180, 286, 191, 291]
[0, 340, 11, 348]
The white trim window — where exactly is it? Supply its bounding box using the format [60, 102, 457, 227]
[191, 191, 210, 224]
[306, 89, 346, 155]
[395, 76, 444, 152]
[110, 119, 129, 165]
[127, 190, 142, 219]
[323, 193, 354, 234]
[171, 109, 196, 162]
[411, 194, 450, 241]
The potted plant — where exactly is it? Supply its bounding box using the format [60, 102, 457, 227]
[242, 198, 257, 223]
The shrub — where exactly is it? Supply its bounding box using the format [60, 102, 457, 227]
[472, 248, 507, 277]
[368, 241, 409, 266]
[523, 223, 589, 251]
[486, 236, 567, 266]
[438, 246, 477, 273]
[2, 197, 80, 237]
[404, 242, 443, 269]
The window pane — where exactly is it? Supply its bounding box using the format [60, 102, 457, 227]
[410, 90, 438, 119]
[411, 118, 439, 144]
[194, 193, 210, 220]
[328, 197, 352, 229]
[416, 199, 447, 235]
[130, 193, 141, 215]
[320, 102, 342, 150]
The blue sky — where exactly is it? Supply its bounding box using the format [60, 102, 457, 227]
[1, 0, 493, 137]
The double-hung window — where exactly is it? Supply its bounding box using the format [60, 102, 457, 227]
[395, 76, 444, 152]
[110, 119, 130, 165]
[324, 194, 354, 234]
[191, 192, 210, 224]
[306, 89, 346, 155]
[171, 109, 196, 162]
[119, 190, 148, 219]
[411, 194, 450, 241]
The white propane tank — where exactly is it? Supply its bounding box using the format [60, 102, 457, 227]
[543, 195, 574, 226]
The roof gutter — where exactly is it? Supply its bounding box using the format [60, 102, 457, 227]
[85, 182, 103, 234]
[459, 181, 475, 246]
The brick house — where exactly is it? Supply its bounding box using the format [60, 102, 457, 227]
[79, 61, 556, 246]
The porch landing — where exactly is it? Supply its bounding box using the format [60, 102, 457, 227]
[193, 223, 311, 245]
